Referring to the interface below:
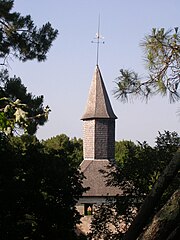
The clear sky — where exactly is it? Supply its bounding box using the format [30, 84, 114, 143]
[10, 0, 179, 146]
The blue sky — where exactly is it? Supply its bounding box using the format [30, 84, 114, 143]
[11, 0, 180, 146]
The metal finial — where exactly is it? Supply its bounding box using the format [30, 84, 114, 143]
[91, 15, 105, 65]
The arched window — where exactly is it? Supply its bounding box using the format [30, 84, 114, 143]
[84, 204, 93, 215]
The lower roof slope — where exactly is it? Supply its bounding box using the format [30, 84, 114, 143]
[80, 159, 122, 197]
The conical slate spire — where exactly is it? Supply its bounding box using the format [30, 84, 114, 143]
[81, 65, 117, 120]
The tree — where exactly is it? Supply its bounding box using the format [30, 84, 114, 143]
[43, 134, 83, 167]
[0, 69, 50, 134]
[115, 140, 138, 166]
[0, 134, 86, 239]
[89, 131, 179, 239]
[0, 0, 58, 134]
[0, 0, 58, 65]
[0, 2, 87, 239]
[123, 148, 180, 240]
[112, 28, 180, 239]
[138, 189, 180, 240]
[114, 28, 180, 103]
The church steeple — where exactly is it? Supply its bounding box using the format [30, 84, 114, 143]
[81, 65, 117, 120]
[81, 65, 117, 160]
[76, 22, 121, 228]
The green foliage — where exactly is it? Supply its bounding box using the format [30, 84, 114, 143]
[0, 0, 57, 134]
[0, 134, 85, 239]
[114, 28, 180, 102]
[43, 134, 83, 167]
[113, 69, 142, 102]
[89, 202, 124, 240]
[0, 0, 58, 64]
[154, 131, 180, 207]
[90, 131, 180, 239]
[0, 70, 50, 135]
[115, 140, 137, 166]
[112, 27, 180, 239]
[114, 131, 179, 205]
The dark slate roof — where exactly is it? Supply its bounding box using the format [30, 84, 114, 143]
[80, 159, 122, 197]
[81, 65, 117, 120]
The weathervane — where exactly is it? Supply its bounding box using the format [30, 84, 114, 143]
[91, 15, 105, 65]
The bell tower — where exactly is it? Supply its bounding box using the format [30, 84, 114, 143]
[81, 65, 117, 161]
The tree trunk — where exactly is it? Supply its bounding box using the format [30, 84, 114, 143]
[166, 225, 180, 240]
[123, 149, 180, 240]
[138, 189, 180, 240]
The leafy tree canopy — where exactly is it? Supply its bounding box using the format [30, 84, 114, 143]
[0, 69, 50, 134]
[43, 134, 83, 167]
[0, 0, 58, 65]
[0, 0, 58, 135]
[0, 133, 86, 240]
[111, 27, 180, 240]
[90, 131, 180, 239]
[115, 140, 137, 166]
